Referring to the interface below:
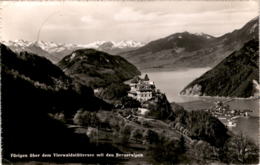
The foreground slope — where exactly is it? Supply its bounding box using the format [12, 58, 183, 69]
[180, 39, 259, 97]
[1, 43, 115, 161]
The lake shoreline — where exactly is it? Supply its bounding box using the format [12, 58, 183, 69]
[178, 94, 260, 102]
[141, 67, 211, 73]
[175, 98, 259, 116]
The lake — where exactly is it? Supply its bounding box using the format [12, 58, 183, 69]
[142, 68, 211, 103]
[142, 68, 259, 143]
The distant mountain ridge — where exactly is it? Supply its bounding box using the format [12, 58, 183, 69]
[128, 32, 215, 54]
[1, 40, 145, 63]
[2, 16, 258, 71]
[121, 16, 259, 71]
[180, 39, 259, 98]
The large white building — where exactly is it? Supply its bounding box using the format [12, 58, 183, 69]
[128, 74, 156, 102]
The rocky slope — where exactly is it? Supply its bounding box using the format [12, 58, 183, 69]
[121, 16, 259, 71]
[180, 39, 259, 98]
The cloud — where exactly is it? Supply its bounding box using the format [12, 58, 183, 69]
[80, 16, 94, 23]
[1, 1, 258, 43]
[114, 7, 160, 22]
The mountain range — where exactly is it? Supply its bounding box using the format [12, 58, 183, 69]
[180, 39, 259, 98]
[121, 16, 259, 71]
[1, 40, 145, 63]
[3, 16, 258, 72]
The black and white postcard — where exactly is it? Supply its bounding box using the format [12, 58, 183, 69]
[1, 0, 259, 164]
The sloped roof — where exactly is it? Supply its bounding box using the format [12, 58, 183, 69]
[131, 76, 140, 83]
[144, 74, 149, 81]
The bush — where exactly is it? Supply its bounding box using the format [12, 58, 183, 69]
[119, 124, 133, 137]
[121, 96, 141, 108]
[187, 111, 229, 147]
[73, 109, 100, 127]
[147, 94, 174, 120]
[131, 128, 143, 142]
[49, 112, 66, 123]
[143, 129, 159, 144]
[173, 109, 229, 147]
[99, 83, 130, 100]
[222, 133, 259, 164]
[150, 137, 186, 164]
[188, 140, 217, 164]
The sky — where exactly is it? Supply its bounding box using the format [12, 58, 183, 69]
[1, 1, 259, 44]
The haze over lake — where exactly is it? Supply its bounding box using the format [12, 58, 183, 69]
[142, 68, 211, 103]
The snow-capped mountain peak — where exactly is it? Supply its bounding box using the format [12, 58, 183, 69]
[194, 32, 214, 39]
[82, 40, 145, 49]
[2, 39, 32, 48]
[82, 41, 108, 49]
[112, 40, 145, 48]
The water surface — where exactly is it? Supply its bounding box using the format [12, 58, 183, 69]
[142, 68, 210, 103]
[142, 69, 259, 143]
